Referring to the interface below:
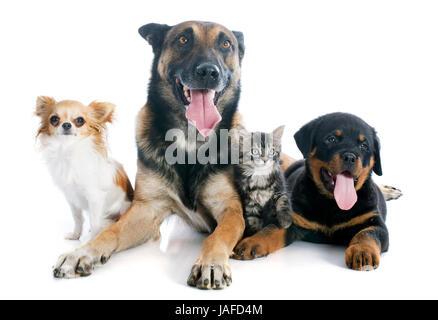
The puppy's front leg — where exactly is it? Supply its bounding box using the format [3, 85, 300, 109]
[345, 223, 389, 271]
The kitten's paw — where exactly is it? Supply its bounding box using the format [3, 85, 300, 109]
[277, 210, 293, 229]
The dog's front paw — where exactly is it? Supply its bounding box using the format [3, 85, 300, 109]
[64, 232, 81, 240]
[232, 237, 269, 260]
[187, 258, 232, 290]
[53, 247, 110, 279]
[345, 244, 380, 271]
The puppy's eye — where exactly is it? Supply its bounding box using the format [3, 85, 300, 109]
[360, 143, 369, 152]
[50, 116, 60, 126]
[178, 35, 188, 45]
[75, 117, 85, 127]
[326, 136, 337, 144]
[222, 40, 231, 49]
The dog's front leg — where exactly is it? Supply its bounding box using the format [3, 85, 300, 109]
[53, 199, 172, 279]
[187, 173, 244, 290]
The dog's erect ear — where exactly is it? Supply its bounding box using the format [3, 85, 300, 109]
[373, 131, 383, 176]
[232, 31, 245, 62]
[89, 101, 115, 123]
[36, 96, 56, 116]
[294, 119, 319, 158]
[139, 23, 171, 55]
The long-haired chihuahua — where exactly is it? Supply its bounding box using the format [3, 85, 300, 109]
[35, 96, 133, 240]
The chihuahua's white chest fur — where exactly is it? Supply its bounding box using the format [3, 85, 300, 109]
[41, 135, 131, 240]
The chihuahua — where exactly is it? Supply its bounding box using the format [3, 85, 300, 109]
[36, 96, 133, 240]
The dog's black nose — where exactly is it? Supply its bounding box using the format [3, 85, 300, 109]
[196, 63, 220, 82]
[62, 122, 72, 130]
[342, 152, 357, 164]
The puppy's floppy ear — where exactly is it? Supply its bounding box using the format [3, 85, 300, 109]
[294, 119, 319, 158]
[232, 31, 245, 62]
[139, 23, 171, 55]
[89, 101, 115, 123]
[36, 96, 56, 116]
[372, 131, 383, 176]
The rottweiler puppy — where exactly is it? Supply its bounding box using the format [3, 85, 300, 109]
[233, 112, 390, 271]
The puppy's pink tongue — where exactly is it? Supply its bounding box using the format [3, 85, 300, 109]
[185, 89, 222, 137]
[334, 173, 358, 210]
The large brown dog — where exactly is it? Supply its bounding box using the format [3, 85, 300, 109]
[53, 21, 249, 290]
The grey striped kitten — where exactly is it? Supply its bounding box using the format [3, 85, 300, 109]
[234, 126, 293, 237]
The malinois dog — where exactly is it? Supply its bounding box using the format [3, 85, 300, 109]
[53, 21, 248, 290]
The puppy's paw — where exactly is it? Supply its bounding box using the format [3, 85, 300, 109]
[64, 232, 81, 240]
[53, 247, 110, 279]
[379, 184, 402, 201]
[345, 244, 380, 271]
[187, 258, 232, 290]
[232, 237, 269, 260]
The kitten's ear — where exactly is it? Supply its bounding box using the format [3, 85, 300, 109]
[272, 125, 285, 146]
[36, 96, 56, 117]
[89, 101, 115, 123]
[294, 118, 320, 158]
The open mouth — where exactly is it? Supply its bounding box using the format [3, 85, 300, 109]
[175, 78, 221, 106]
[175, 77, 223, 137]
[320, 168, 359, 211]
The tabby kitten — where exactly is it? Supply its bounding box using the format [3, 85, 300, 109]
[234, 126, 293, 237]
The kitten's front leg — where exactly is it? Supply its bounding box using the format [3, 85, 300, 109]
[274, 193, 293, 228]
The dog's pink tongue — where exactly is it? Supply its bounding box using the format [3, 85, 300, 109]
[334, 173, 358, 211]
[185, 89, 222, 137]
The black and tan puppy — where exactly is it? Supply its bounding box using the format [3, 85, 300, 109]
[234, 113, 391, 271]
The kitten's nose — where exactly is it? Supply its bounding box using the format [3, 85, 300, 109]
[62, 122, 72, 130]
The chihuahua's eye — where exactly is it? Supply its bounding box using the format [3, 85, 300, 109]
[74, 117, 85, 127]
[50, 116, 60, 126]
[326, 136, 337, 144]
[222, 40, 231, 49]
[178, 35, 188, 45]
[360, 143, 369, 152]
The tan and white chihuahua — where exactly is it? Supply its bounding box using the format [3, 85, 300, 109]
[36, 96, 133, 240]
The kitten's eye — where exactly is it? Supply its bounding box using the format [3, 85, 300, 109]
[269, 148, 275, 156]
[360, 143, 369, 152]
[178, 35, 188, 45]
[50, 115, 60, 126]
[222, 40, 231, 49]
[75, 117, 85, 127]
[326, 136, 337, 144]
[251, 149, 259, 156]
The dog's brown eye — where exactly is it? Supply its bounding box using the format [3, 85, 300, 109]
[222, 40, 231, 49]
[326, 136, 337, 144]
[178, 36, 188, 45]
[50, 115, 60, 126]
[360, 143, 369, 152]
[74, 117, 85, 127]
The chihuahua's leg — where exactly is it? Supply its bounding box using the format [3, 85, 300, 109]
[64, 203, 84, 240]
[88, 198, 107, 239]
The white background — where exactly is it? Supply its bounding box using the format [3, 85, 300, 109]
[0, 0, 437, 299]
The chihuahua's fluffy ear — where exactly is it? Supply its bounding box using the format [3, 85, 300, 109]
[36, 96, 56, 116]
[89, 101, 115, 123]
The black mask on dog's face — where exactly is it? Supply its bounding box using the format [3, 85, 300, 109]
[294, 113, 382, 210]
[138, 21, 245, 137]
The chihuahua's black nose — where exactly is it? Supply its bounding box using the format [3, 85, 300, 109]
[62, 122, 72, 130]
[196, 63, 220, 82]
[342, 152, 357, 164]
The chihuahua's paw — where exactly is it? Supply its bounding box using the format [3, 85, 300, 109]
[53, 247, 109, 279]
[64, 232, 81, 240]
